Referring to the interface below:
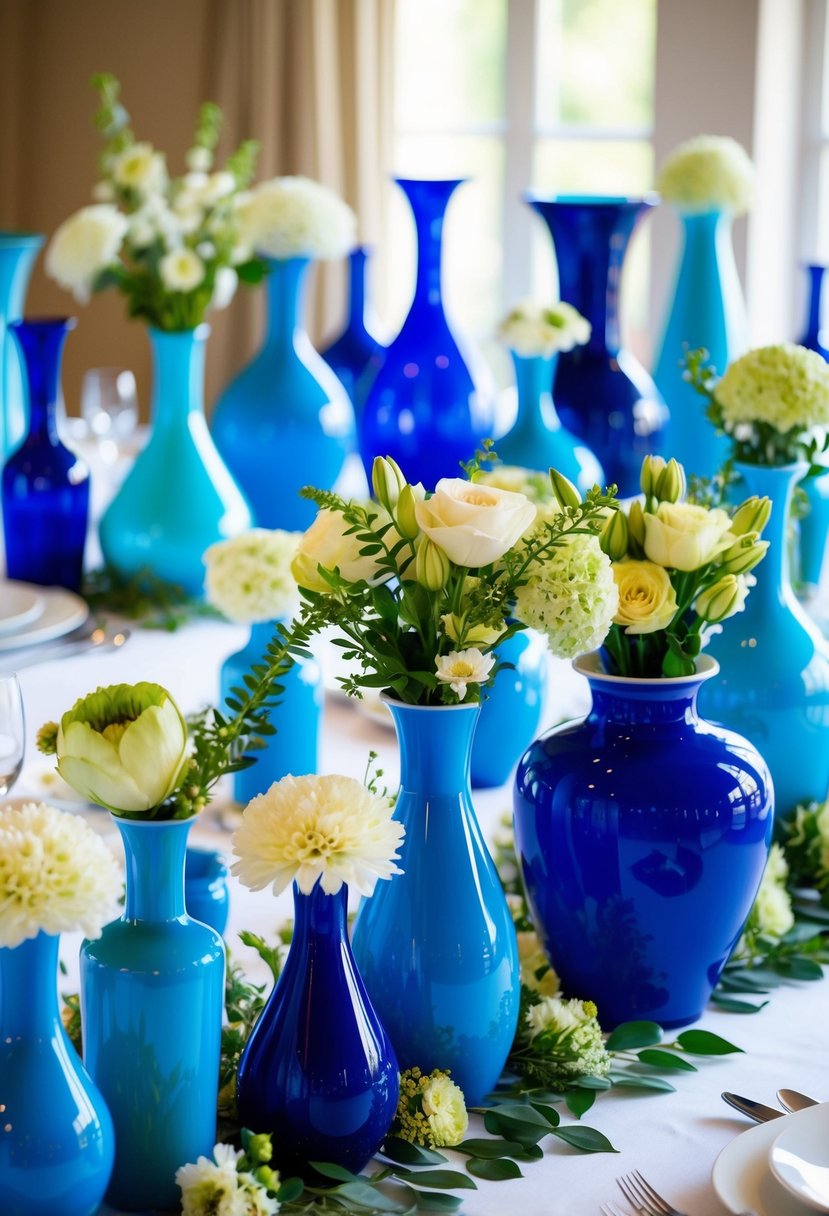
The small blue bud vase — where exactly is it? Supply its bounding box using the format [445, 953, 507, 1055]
[211, 256, 353, 531]
[320, 246, 385, 419]
[80, 816, 225, 1212]
[700, 461, 829, 820]
[514, 653, 773, 1027]
[351, 698, 519, 1105]
[0, 932, 114, 1216]
[0, 231, 43, 465]
[472, 627, 549, 790]
[236, 880, 399, 1177]
[184, 846, 229, 936]
[795, 264, 829, 590]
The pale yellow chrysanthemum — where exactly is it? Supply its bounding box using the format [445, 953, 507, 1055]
[656, 134, 755, 216]
[514, 533, 618, 659]
[236, 175, 356, 260]
[204, 528, 300, 623]
[523, 996, 611, 1083]
[715, 343, 829, 435]
[421, 1072, 469, 1147]
[498, 299, 591, 357]
[517, 929, 561, 998]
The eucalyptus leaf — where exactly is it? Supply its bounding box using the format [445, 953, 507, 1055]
[466, 1157, 523, 1181]
[605, 1021, 664, 1051]
[710, 994, 769, 1014]
[512, 1144, 544, 1161]
[381, 1139, 448, 1166]
[528, 1101, 561, 1127]
[310, 1162, 362, 1183]
[276, 1177, 304, 1203]
[772, 956, 824, 981]
[406, 1193, 463, 1211]
[636, 1048, 698, 1072]
[392, 1168, 477, 1191]
[674, 1029, 743, 1056]
[573, 1075, 613, 1090]
[551, 1125, 618, 1153]
[334, 1181, 411, 1212]
[609, 1074, 676, 1092]
[456, 1139, 525, 1159]
[564, 1088, 596, 1119]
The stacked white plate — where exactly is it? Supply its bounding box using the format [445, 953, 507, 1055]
[714, 1103, 829, 1214]
[0, 578, 88, 655]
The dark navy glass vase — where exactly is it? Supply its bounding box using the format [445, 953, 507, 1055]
[514, 653, 773, 1028]
[236, 880, 399, 1177]
[2, 318, 89, 591]
[795, 264, 829, 590]
[358, 179, 494, 488]
[526, 195, 666, 498]
[320, 246, 385, 420]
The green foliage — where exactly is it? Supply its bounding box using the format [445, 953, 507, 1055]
[82, 563, 221, 631]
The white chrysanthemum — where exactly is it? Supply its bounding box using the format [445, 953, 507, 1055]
[111, 141, 167, 196]
[499, 299, 591, 357]
[523, 996, 611, 1083]
[204, 528, 300, 623]
[421, 1073, 469, 1147]
[45, 204, 128, 303]
[159, 247, 206, 292]
[237, 1174, 279, 1216]
[237, 176, 356, 260]
[0, 802, 123, 949]
[514, 533, 618, 659]
[176, 1142, 247, 1216]
[752, 876, 794, 940]
[656, 134, 755, 216]
[231, 774, 405, 897]
[434, 648, 496, 700]
[715, 344, 829, 435]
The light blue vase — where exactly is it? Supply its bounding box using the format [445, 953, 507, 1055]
[212, 256, 353, 531]
[351, 699, 519, 1105]
[654, 209, 747, 481]
[220, 619, 322, 804]
[0, 932, 114, 1216]
[472, 628, 549, 789]
[80, 817, 225, 1212]
[700, 462, 829, 820]
[99, 324, 251, 596]
[0, 231, 43, 466]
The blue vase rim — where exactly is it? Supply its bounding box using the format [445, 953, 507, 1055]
[148, 322, 211, 340]
[258, 253, 313, 269]
[575, 649, 719, 687]
[0, 230, 44, 246]
[394, 176, 468, 189]
[380, 691, 480, 715]
[801, 259, 829, 269]
[9, 315, 77, 331]
[523, 191, 659, 208]
[111, 813, 194, 832]
[734, 458, 811, 478]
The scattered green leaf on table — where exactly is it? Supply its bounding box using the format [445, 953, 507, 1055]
[381, 1139, 448, 1166]
[710, 993, 769, 1014]
[552, 1125, 618, 1153]
[564, 1089, 596, 1119]
[674, 1029, 743, 1055]
[605, 1020, 663, 1051]
[467, 1157, 523, 1181]
[636, 1049, 697, 1072]
[609, 1074, 676, 1092]
[404, 1192, 463, 1211]
[392, 1168, 478, 1191]
[457, 1138, 525, 1159]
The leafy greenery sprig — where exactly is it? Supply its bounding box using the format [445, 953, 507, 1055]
[82, 563, 222, 631]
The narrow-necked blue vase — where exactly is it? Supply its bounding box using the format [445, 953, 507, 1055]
[0, 231, 43, 465]
[351, 699, 519, 1104]
[184, 846, 229, 936]
[0, 932, 114, 1216]
[472, 627, 549, 789]
[320, 246, 385, 419]
[80, 817, 225, 1211]
[514, 653, 773, 1027]
[236, 880, 399, 1176]
[796, 264, 829, 589]
[211, 256, 353, 530]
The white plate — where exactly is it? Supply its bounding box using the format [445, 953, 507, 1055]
[713, 1105, 829, 1215]
[0, 582, 44, 634]
[0, 586, 88, 653]
[770, 1105, 829, 1211]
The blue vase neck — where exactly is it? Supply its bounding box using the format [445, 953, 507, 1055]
[511, 351, 561, 430]
[246, 619, 282, 652]
[801, 264, 827, 350]
[587, 671, 706, 725]
[397, 179, 463, 312]
[116, 817, 193, 921]
[0, 233, 44, 313]
[347, 248, 369, 329]
[282, 881, 350, 983]
[149, 325, 207, 428]
[387, 700, 477, 795]
[10, 317, 74, 442]
[263, 257, 311, 348]
[0, 931, 60, 1035]
[736, 462, 805, 613]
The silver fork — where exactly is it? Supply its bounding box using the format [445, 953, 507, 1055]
[617, 1170, 687, 1216]
[600, 1204, 629, 1216]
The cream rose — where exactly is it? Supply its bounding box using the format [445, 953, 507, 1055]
[111, 141, 167, 196]
[612, 560, 678, 635]
[45, 204, 128, 303]
[414, 478, 537, 568]
[643, 502, 734, 572]
[291, 507, 390, 593]
[159, 248, 206, 292]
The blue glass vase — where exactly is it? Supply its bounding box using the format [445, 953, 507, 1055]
[526, 195, 666, 498]
[351, 699, 519, 1104]
[2, 318, 89, 591]
[99, 324, 251, 597]
[185, 846, 229, 936]
[0, 231, 43, 465]
[236, 880, 399, 1176]
[496, 351, 604, 493]
[796, 264, 829, 590]
[212, 256, 353, 531]
[472, 628, 549, 790]
[320, 246, 385, 419]
[220, 619, 322, 804]
[358, 179, 495, 488]
[0, 932, 114, 1216]
[514, 653, 773, 1027]
[700, 462, 829, 821]
[81, 817, 225, 1211]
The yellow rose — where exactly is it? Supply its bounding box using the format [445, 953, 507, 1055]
[291, 507, 391, 593]
[612, 560, 678, 634]
[643, 502, 734, 571]
[415, 478, 537, 568]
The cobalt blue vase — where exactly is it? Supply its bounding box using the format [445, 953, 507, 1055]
[0, 932, 114, 1216]
[351, 699, 519, 1104]
[798, 263, 829, 360]
[80, 817, 225, 1211]
[212, 256, 353, 530]
[2, 318, 89, 592]
[320, 246, 385, 420]
[526, 195, 666, 498]
[700, 462, 829, 820]
[796, 264, 829, 590]
[514, 652, 773, 1028]
[358, 179, 495, 488]
[0, 231, 43, 465]
[472, 627, 549, 790]
[236, 880, 399, 1176]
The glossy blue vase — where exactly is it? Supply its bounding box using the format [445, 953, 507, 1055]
[220, 619, 322, 804]
[496, 351, 604, 493]
[0, 231, 43, 465]
[472, 627, 549, 789]
[0, 932, 114, 1216]
[798, 263, 829, 360]
[796, 264, 829, 590]
[236, 881, 399, 1176]
[99, 324, 251, 596]
[185, 846, 229, 936]
[2, 318, 89, 591]
[701, 462, 829, 820]
[351, 700, 519, 1104]
[320, 246, 385, 419]
[526, 195, 666, 498]
[514, 653, 773, 1027]
[212, 256, 353, 530]
[359, 179, 494, 488]
[81, 817, 225, 1211]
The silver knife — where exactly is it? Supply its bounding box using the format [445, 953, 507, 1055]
[722, 1090, 784, 1122]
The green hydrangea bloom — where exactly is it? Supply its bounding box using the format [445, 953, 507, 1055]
[513, 531, 618, 659]
[656, 134, 755, 215]
[715, 344, 829, 436]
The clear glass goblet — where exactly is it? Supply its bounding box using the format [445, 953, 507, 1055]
[0, 673, 25, 796]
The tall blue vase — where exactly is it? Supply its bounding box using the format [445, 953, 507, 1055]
[320, 246, 385, 419]
[236, 881, 399, 1176]
[0, 932, 114, 1216]
[700, 462, 829, 820]
[796, 264, 829, 590]
[526, 195, 666, 498]
[654, 209, 747, 481]
[472, 627, 549, 789]
[99, 324, 251, 597]
[2, 318, 89, 591]
[496, 351, 604, 493]
[80, 817, 225, 1211]
[220, 619, 322, 804]
[0, 231, 43, 465]
[514, 653, 773, 1027]
[212, 256, 353, 530]
[358, 179, 495, 488]
[351, 699, 519, 1105]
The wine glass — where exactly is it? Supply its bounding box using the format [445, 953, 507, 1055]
[80, 367, 139, 463]
[0, 674, 25, 796]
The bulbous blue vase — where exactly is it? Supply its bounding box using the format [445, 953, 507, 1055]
[0, 932, 114, 1216]
[526, 195, 666, 498]
[796, 264, 829, 590]
[220, 619, 322, 804]
[472, 627, 549, 790]
[320, 246, 385, 419]
[0, 231, 43, 465]
[236, 880, 399, 1176]
[351, 699, 519, 1104]
[2, 318, 89, 591]
[99, 324, 251, 597]
[514, 653, 773, 1028]
[81, 817, 225, 1211]
[359, 179, 495, 488]
[700, 462, 829, 820]
[654, 208, 748, 482]
[212, 256, 353, 530]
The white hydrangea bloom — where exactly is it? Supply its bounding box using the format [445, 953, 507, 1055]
[204, 528, 299, 623]
[513, 532, 618, 659]
[237, 176, 356, 260]
[498, 299, 591, 357]
[45, 204, 128, 303]
[715, 343, 829, 435]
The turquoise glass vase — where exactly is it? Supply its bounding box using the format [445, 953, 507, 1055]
[99, 324, 251, 596]
[80, 817, 225, 1211]
[0, 231, 43, 465]
[351, 699, 519, 1105]
[700, 462, 829, 820]
[0, 932, 114, 1216]
[472, 627, 549, 790]
[212, 256, 353, 531]
[654, 208, 747, 481]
